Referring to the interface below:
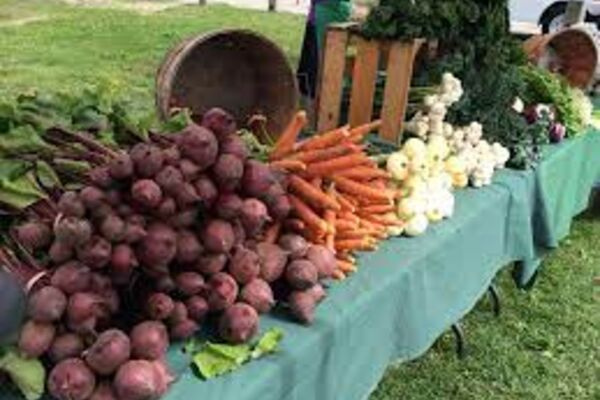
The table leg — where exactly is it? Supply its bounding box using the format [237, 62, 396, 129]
[488, 284, 501, 317]
[451, 323, 466, 359]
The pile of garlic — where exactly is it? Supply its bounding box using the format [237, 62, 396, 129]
[405, 73, 510, 188]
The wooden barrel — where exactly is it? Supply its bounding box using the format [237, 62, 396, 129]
[156, 30, 298, 138]
[524, 28, 598, 88]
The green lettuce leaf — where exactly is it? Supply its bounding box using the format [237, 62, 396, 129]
[0, 348, 46, 400]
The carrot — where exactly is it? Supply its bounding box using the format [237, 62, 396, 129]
[264, 222, 281, 244]
[335, 238, 375, 252]
[331, 176, 395, 202]
[289, 175, 340, 211]
[289, 194, 328, 235]
[338, 166, 390, 181]
[270, 110, 308, 160]
[348, 120, 382, 143]
[289, 143, 361, 164]
[335, 193, 357, 212]
[311, 177, 323, 188]
[298, 125, 350, 151]
[324, 209, 336, 252]
[306, 153, 370, 177]
[338, 212, 360, 225]
[283, 218, 306, 233]
[361, 204, 395, 214]
[336, 259, 356, 273]
[333, 270, 346, 280]
[336, 230, 371, 240]
[336, 253, 356, 263]
[270, 159, 307, 172]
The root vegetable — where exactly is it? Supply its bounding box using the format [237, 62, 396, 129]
[278, 234, 309, 259]
[232, 219, 246, 246]
[18, 320, 56, 358]
[193, 175, 218, 209]
[218, 303, 259, 344]
[240, 279, 274, 314]
[285, 260, 318, 290]
[185, 296, 209, 322]
[130, 143, 164, 178]
[91, 204, 114, 222]
[155, 275, 176, 293]
[80, 186, 106, 209]
[242, 160, 276, 198]
[58, 191, 85, 218]
[88, 167, 113, 189]
[90, 382, 117, 400]
[138, 223, 177, 268]
[202, 219, 235, 254]
[48, 358, 96, 400]
[85, 329, 131, 375]
[170, 319, 199, 341]
[306, 245, 336, 279]
[306, 284, 327, 304]
[169, 208, 199, 229]
[173, 183, 199, 209]
[109, 152, 134, 180]
[174, 272, 205, 296]
[67, 292, 102, 325]
[100, 215, 126, 243]
[27, 286, 67, 322]
[201, 108, 237, 141]
[168, 301, 188, 325]
[179, 159, 201, 181]
[55, 217, 92, 247]
[146, 292, 175, 320]
[155, 165, 184, 194]
[240, 199, 270, 237]
[288, 290, 317, 324]
[114, 360, 169, 400]
[14, 221, 51, 251]
[206, 272, 238, 311]
[229, 246, 260, 285]
[157, 197, 177, 219]
[266, 195, 291, 221]
[130, 321, 169, 360]
[215, 193, 243, 220]
[212, 154, 243, 192]
[104, 190, 122, 207]
[176, 230, 203, 264]
[178, 125, 219, 170]
[50, 241, 74, 264]
[77, 236, 112, 269]
[51, 262, 92, 294]
[256, 242, 288, 282]
[220, 134, 249, 160]
[49, 333, 85, 363]
[110, 244, 137, 284]
[194, 253, 228, 276]
[131, 179, 163, 209]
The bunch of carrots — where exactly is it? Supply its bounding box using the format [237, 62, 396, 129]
[270, 111, 403, 280]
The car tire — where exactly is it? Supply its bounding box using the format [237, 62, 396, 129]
[540, 2, 567, 33]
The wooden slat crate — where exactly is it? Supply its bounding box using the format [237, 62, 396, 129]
[315, 22, 424, 143]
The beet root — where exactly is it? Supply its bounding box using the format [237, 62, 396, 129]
[278, 234, 309, 259]
[194, 253, 228, 276]
[285, 260, 318, 290]
[110, 244, 138, 284]
[27, 285, 67, 323]
[51, 262, 92, 294]
[58, 191, 85, 218]
[240, 278, 274, 314]
[77, 236, 112, 269]
[256, 242, 289, 282]
[114, 360, 171, 400]
[288, 290, 317, 324]
[220, 134, 249, 160]
[186, 296, 209, 322]
[90, 382, 117, 400]
[54, 217, 92, 247]
[18, 320, 56, 358]
[306, 284, 327, 304]
[168, 301, 189, 325]
[206, 272, 239, 311]
[138, 223, 177, 269]
[130, 321, 169, 360]
[306, 245, 337, 279]
[201, 107, 237, 141]
[170, 319, 199, 341]
[240, 198, 271, 237]
[242, 160, 276, 198]
[109, 152, 134, 180]
[49, 333, 85, 363]
[266, 195, 291, 221]
[155, 165, 184, 194]
[212, 154, 243, 192]
[130, 143, 165, 178]
[131, 179, 163, 209]
[178, 125, 219, 170]
[48, 358, 96, 400]
[193, 175, 218, 209]
[228, 246, 260, 285]
[85, 329, 131, 375]
[214, 193, 243, 221]
[176, 230, 203, 264]
[179, 159, 201, 181]
[14, 221, 51, 251]
[202, 219, 235, 254]
[146, 292, 175, 320]
[88, 167, 113, 189]
[49, 241, 74, 264]
[168, 208, 199, 229]
[218, 303, 259, 344]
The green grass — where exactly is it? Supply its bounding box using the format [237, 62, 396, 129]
[1, 2, 599, 399]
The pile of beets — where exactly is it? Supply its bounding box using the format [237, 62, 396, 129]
[11, 108, 336, 400]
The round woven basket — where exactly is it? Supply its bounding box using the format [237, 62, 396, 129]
[156, 30, 298, 138]
[523, 27, 598, 88]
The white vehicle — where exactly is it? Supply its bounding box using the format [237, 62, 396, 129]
[510, 0, 600, 33]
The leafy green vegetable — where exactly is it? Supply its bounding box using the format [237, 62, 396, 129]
[190, 328, 284, 380]
[0, 347, 46, 400]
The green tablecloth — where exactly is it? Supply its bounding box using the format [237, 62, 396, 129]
[161, 131, 600, 400]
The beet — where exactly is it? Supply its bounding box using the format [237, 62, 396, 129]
[91, 203, 114, 222]
[79, 186, 106, 210]
[90, 382, 117, 400]
[48, 358, 96, 400]
[220, 134, 249, 160]
[201, 108, 237, 140]
[58, 191, 85, 218]
[267, 195, 291, 221]
[49, 333, 84, 363]
[54, 217, 92, 247]
[114, 360, 169, 400]
[85, 329, 131, 375]
[155, 275, 176, 293]
[202, 219, 235, 254]
[14, 221, 51, 251]
[228, 246, 260, 285]
[157, 197, 177, 219]
[18, 320, 56, 358]
[193, 175, 218, 209]
[168, 208, 199, 229]
[288, 290, 317, 324]
[117, 204, 133, 218]
[306, 283, 327, 304]
[110, 244, 137, 284]
[179, 159, 201, 181]
[50, 241, 74, 264]
[215, 193, 242, 220]
[240, 198, 271, 237]
[67, 292, 102, 325]
[194, 253, 228, 276]
[218, 303, 259, 344]
[168, 301, 188, 325]
[155, 165, 184, 195]
[231, 219, 246, 246]
[174, 272, 205, 296]
[256, 242, 288, 282]
[77, 236, 112, 269]
[285, 260, 318, 290]
[89, 273, 113, 294]
[163, 146, 181, 166]
[104, 189, 122, 207]
[130, 143, 165, 178]
[306, 245, 336, 279]
[242, 160, 275, 198]
[27, 286, 67, 322]
[51, 262, 92, 294]
[100, 214, 126, 242]
[212, 154, 243, 192]
[240, 279, 274, 314]
[176, 230, 203, 264]
[130, 321, 169, 360]
[124, 222, 147, 244]
[278, 234, 309, 259]
[138, 223, 177, 268]
[170, 319, 199, 341]
[88, 167, 113, 189]
[109, 152, 134, 180]
[174, 182, 200, 207]
[178, 125, 219, 170]
[131, 179, 163, 209]
[146, 292, 175, 320]
[186, 296, 209, 322]
[206, 273, 239, 311]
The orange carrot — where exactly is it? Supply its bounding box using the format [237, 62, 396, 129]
[264, 222, 281, 244]
[338, 166, 391, 181]
[336, 253, 356, 263]
[289, 194, 328, 234]
[311, 177, 323, 188]
[348, 120, 382, 143]
[289, 175, 340, 211]
[283, 218, 306, 233]
[336, 259, 356, 273]
[338, 212, 360, 225]
[270, 111, 308, 160]
[361, 204, 395, 214]
[335, 193, 357, 212]
[335, 238, 375, 252]
[289, 143, 361, 164]
[335, 219, 358, 231]
[324, 209, 336, 252]
[306, 153, 370, 177]
[333, 270, 346, 280]
[298, 125, 350, 151]
[336, 230, 371, 240]
[270, 159, 307, 172]
[332, 176, 395, 202]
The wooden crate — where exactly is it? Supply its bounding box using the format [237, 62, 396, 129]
[315, 22, 424, 143]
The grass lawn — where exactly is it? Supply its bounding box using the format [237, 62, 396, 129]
[1, 2, 599, 399]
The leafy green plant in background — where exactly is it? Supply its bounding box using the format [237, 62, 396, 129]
[0, 348, 45, 400]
